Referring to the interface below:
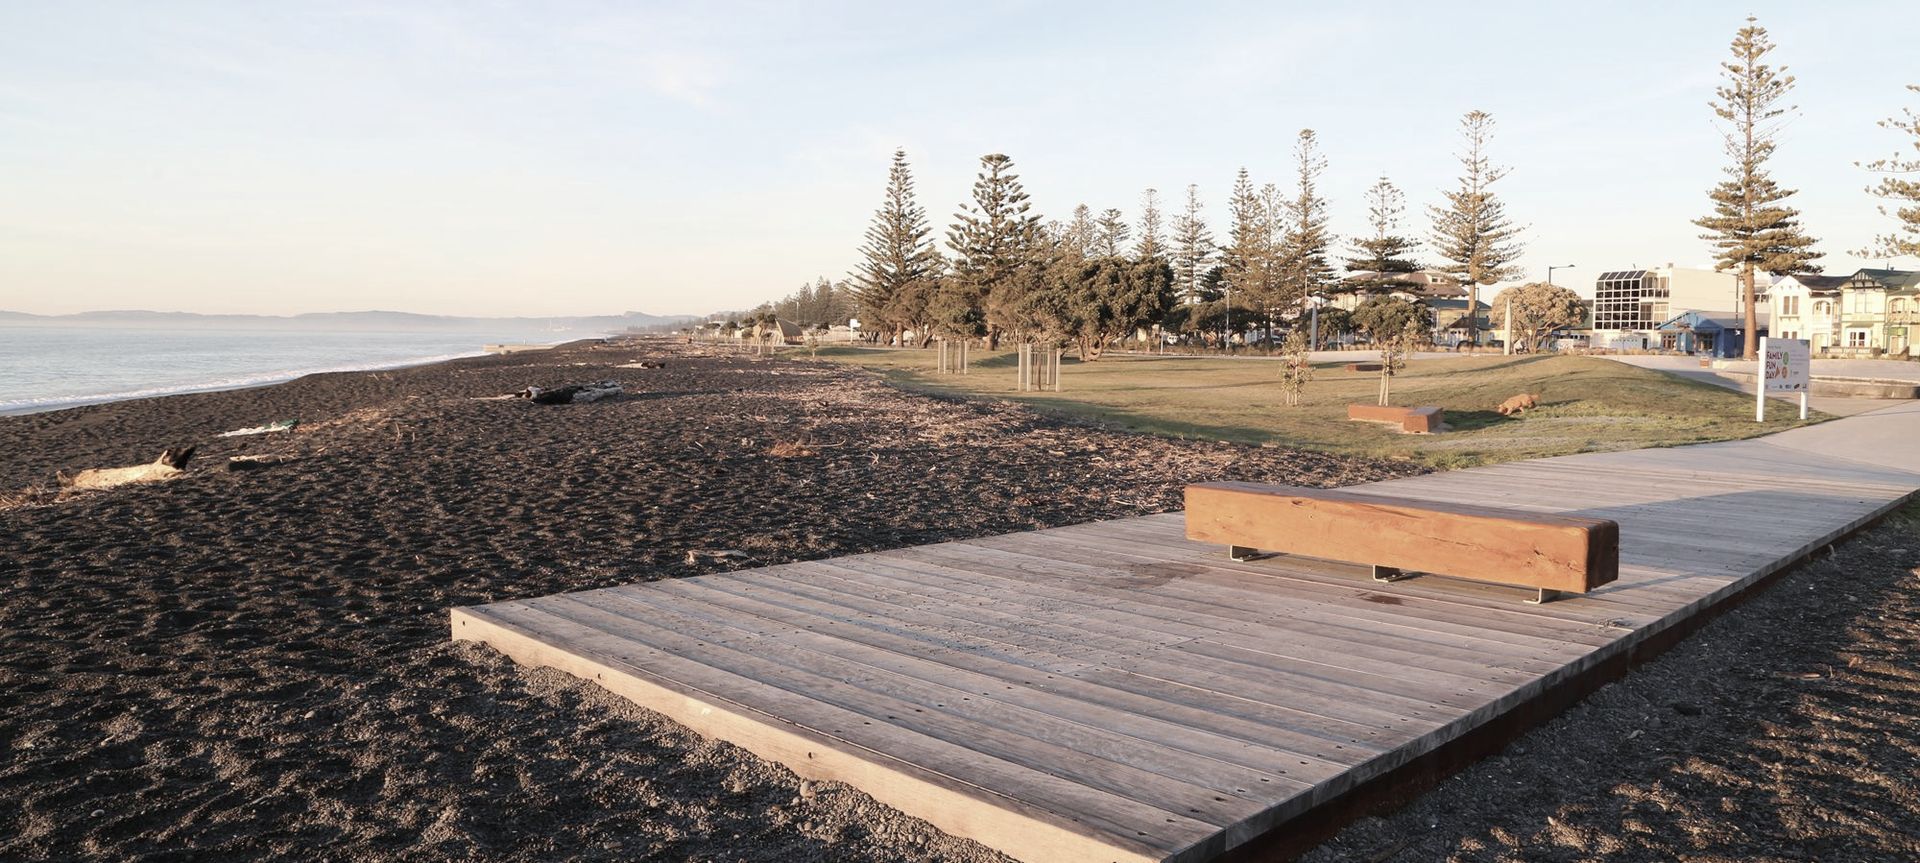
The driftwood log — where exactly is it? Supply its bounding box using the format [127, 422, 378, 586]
[63, 447, 196, 490]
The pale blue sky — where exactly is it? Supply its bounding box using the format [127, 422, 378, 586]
[1, 1, 1915, 316]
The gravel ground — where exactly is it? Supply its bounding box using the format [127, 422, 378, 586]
[4, 338, 1914, 862]
[0, 339, 1412, 862]
[1303, 505, 1920, 863]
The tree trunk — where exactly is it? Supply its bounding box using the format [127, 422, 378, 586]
[1742, 262, 1758, 360]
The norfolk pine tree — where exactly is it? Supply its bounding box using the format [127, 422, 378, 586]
[1256, 182, 1288, 335]
[1063, 204, 1097, 259]
[1277, 129, 1337, 341]
[1858, 84, 1920, 260]
[947, 153, 1044, 349]
[1170, 185, 1216, 307]
[1429, 110, 1524, 350]
[1344, 176, 1422, 298]
[1694, 16, 1822, 359]
[1095, 208, 1132, 258]
[1135, 188, 1165, 261]
[1222, 169, 1266, 347]
[851, 149, 941, 345]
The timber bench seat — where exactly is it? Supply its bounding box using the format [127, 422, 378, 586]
[1184, 481, 1619, 603]
[1347, 403, 1443, 433]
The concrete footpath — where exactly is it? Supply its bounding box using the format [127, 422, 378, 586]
[1606, 355, 1916, 417]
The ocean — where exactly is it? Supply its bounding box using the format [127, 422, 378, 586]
[0, 324, 579, 415]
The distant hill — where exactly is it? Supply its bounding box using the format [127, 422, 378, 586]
[0, 309, 698, 334]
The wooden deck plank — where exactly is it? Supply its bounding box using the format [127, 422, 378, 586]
[662, 571, 1379, 775]
[452, 428, 1920, 863]
[536, 592, 1293, 822]
[452, 603, 1193, 862]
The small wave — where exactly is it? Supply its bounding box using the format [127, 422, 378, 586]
[0, 350, 485, 416]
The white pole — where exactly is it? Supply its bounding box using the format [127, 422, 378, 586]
[1503, 296, 1513, 356]
[1755, 336, 1767, 422]
[1799, 391, 1808, 421]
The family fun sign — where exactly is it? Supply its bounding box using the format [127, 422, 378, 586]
[1757, 337, 1810, 421]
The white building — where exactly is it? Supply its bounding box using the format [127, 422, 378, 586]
[1588, 266, 1740, 350]
[1765, 273, 1848, 349]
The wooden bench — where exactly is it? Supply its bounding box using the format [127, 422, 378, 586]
[1184, 482, 1619, 603]
[1347, 403, 1443, 433]
[1344, 362, 1383, 372]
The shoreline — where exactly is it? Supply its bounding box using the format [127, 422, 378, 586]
[0, 335, 595, 418]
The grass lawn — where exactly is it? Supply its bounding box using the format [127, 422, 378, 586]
[802, 346, 1826, 468]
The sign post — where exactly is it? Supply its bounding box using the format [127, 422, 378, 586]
[1757, 337, 1810, 422]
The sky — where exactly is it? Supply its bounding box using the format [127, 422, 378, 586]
[1, 1, 1916, 317]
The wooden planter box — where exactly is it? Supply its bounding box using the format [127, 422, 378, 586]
[1347, 403, 1443, 433]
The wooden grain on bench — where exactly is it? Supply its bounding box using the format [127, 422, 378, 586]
[1183, 481, 1619, 594]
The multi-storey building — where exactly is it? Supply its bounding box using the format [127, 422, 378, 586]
[1765, 274, 1848, 348]
[1588, 266, 1740, 350]
[1768, 269, 1919, 356]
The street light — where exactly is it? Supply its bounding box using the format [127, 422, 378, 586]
[1547, 264, 1576, 287]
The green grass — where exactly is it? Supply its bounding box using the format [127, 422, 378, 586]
[803, 345, 1828, 468]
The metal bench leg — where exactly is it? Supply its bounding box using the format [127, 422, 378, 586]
[1229, 545, 1258, 561]
[1372, 565, 1411, 582]
[1527, 588, 1562, 605]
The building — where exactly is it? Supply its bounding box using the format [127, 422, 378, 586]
[1428, 298, 1492, 348]
[1764, 273, 1849, 349]
[1655, 310, 1767, 358]
[1588, 266, 1740, 350]
[1766, 269, 1920, 356]
[756, 318, 804, 345]
[1332, 270, 1491, 346]
[1837, 269, 1920, 356]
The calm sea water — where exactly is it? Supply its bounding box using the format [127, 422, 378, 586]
[0, 324, 575, 415]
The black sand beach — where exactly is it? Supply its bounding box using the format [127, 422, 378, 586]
[2, 339, 1915, 861]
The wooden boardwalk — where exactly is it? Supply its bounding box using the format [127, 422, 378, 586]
[453, 415, 1920, 863]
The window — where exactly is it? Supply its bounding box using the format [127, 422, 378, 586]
[1814, 300, 1831, 316]
[1781, 295, 1799, 316]
[1847, 330, 1869, 347]
[1592, 270, 1660, 331]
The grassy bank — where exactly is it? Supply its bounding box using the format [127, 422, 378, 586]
[804, 346, 1824, 468]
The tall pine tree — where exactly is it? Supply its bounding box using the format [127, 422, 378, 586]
[851, 149, 940, 344]
[1344, 176, 1422, 297]
[1095, 208, 1131, 258]
[947, 153, 1043, 349]
[1278, 129, 1337, 316]
[1170, 184, 1216, 305]
[1256, 182, 1287, 331]
[1063, 204, 1096, 259]
[1222, 168, 1267, 344]
[1858, 83, 1920, 260]
[1429, 110, 1525, 349]
[1135, 188, 1165, 261]
[1695, 16, 1822, 359]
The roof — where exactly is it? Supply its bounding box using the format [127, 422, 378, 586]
[1343, 271, 1468, 298]
[1772, 273, 1850, 293]
[1656, 310, 1770, 332]
[1845, 268, 1920, 291]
